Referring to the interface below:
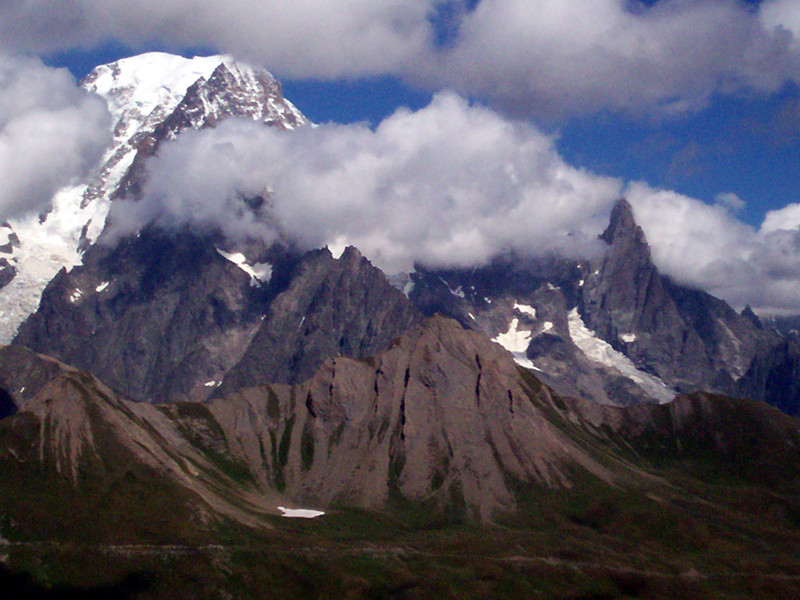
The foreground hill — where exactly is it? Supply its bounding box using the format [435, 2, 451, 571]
[2, 317, 800, 597]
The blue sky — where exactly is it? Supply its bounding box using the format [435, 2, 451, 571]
[4, 0, 800, 311]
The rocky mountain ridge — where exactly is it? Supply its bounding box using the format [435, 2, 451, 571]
[5, 315, 800, 533]
[1, 51, 798, 418]
[408, 199, 789, 411]
[14, 228, 421, 403]
[14, 195, 800, 416]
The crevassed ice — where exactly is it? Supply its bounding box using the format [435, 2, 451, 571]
[568, 308, 674, 403]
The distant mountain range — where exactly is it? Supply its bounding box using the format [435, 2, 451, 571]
[2, 52, 800, 598]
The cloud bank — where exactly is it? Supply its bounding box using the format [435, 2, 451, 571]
[107, 92, 800, 313]
[0, 54, 111, 220]
[109, 93, 621, 272]
[3, 0, 800, 118]
[762, 0, 800, 50]
[431, 0, 800, 117]
[0, 0, 433, 79]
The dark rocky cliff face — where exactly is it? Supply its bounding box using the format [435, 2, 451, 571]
[11, 196, 797, 415]
[0, 223, 21, 292]
[14, 231, 420, 403]
[580, 199, 780, 395]
[406, 199, 788, 409]
[736, 334, 800, 416]
[581, 200, 712, 392]
[14, 228, 272, 402]
[217, 246, 422, 394]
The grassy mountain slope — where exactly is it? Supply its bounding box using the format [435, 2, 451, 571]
[1, 319, 800, 598]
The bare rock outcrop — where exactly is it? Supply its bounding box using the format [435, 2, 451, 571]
[211, 315, 614, 521]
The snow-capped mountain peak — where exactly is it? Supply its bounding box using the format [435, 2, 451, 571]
[0, 52, 307, 343]
[81, 52, 225, 142]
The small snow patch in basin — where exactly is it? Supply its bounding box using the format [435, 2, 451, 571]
[278, 506, 325, 519]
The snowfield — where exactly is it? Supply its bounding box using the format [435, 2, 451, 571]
[568, 308, 674, 404]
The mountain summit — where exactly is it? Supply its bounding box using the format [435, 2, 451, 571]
[0, 53, 307, 344]
[0, 52, 797, 419]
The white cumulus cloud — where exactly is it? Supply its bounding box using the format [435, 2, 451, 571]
[425, 0, 800, 117]
[628, 183, 800, 314]
[105, 91, 800, 314]
[762, 0, 800, 49]
[0, 0, 434, 80]
[0, 54, 111, 220]
[2, 1, 799, 118]
[108, 92, 622, 273]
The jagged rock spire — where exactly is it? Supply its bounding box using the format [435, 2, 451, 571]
[580, 198, 710, 388]
[601, 199, 638, 243]
[600, 198, 652, 264]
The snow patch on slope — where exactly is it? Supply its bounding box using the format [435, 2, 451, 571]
[492, 318, 538, 370]
[514, 303, 536, 318]
[0, 185, 93, 342]
[85, 52, 223, 137]
[568, 308, 674, 403]
[216, 249, 272, 286]
[277, 506, 325, 519]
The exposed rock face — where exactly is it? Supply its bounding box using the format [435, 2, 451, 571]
[0, 346, 276, 539]
[4, 316, 800, 535]
[0, 259, 15, 289]
[407, 240, 675, 405]
[0, 317, 618, 525]
[581, 199, 779, 395]
[14, 229, 270, 402]
[14, 234, 420, 403]
[736, 334, 800, 416]
[0, 53, 307, 345]
[212, 316, 615, 521]
[407, 199, 788, 409]
[580, 200, 711, 391]
[218, 246, 423, 393]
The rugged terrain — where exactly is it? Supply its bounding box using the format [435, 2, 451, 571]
[0, 52, 305, 344]
[3, 318, 800, 598]
[4, 51, 799, 416]
[409, 199, 785, 408]
[2, 51, 800, 598]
